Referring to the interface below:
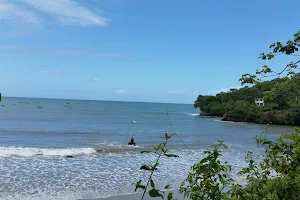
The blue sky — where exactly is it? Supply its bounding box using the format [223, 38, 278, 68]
[0, 0, 299, 103]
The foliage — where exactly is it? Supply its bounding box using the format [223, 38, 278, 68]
[135, 131, 178, 200]
[136, 30, 300, 200]
[180, 141, 235, 200]
[236, 128, 300, 200]
[194, 30, 300, 125]
[240, 30, 300, 85]
[194, 75, 300, 125]
[137, 128, 300, 200]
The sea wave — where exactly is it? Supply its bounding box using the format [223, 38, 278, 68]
[0, 146, 97, 157]
[185, 113, 199, 116]
[0, 145, 145, 157]
[0, 145, 260, 199]
[214, 119, 247, 124]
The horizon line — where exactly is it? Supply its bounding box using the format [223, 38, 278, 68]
[2, 95, 193, 105]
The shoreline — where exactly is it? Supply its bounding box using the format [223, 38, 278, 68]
[199, 113, 299, 126]
[80, 190, 186, 200]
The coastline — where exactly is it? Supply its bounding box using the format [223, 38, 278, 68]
[199, 112, 300, 126]
[80, 190, 186, 200]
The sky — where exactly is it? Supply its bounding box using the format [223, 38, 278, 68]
[0, 0, 299, 104]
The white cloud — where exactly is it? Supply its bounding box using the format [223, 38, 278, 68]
[168, 90, 185, 95]
[0, 0, 107, 26]
[114, 89, 128, 94]
[19, 0, 107, 26]
[93, 77, 102, 81]
[0, 2, 40, 24]
[208, 86, 242, 95]
[217, 86, 241, 93]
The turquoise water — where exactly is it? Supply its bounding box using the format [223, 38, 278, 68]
[0, 97, 294, 200]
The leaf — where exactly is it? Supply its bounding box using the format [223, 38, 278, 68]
[149, 189, 164, 199]
[152, 162, 159, 170]
[136, 180, 142, 186]
[140, 165, 151, 171]
[153, 143, 162, 151]
[200, 157, 208, 164]
[165, 184, 171, 189]
[150, 179, 155, 189]
[165, 153, 179, 158]
[167, 192, 173, 200]
[165, 133, 172, 139]
[140, 150, 153, 154]
[153, 145, 159, 151]
[135, 180, 146, 192]
[162, 148, 168, 153]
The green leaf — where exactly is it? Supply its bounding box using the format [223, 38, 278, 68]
[150, 179, 155, 189]
[149, 189, 164, 199]
[165, 133, 172, 139]
[167, 192, 173, 200]
[135, 180, 146, 192]
[136, 180, 141, 186]
[165, 184, 171, 189]
[152, 162, 159, 170]
[153, 143, 163, 151]
[140, 150, 153, 154]
[153, 145, 159, 151]
[200, 157, 208, 164]
[140, 165, 151, 171]
[165, 153, 179, 158]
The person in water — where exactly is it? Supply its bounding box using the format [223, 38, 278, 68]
[128, 137, 136, 146]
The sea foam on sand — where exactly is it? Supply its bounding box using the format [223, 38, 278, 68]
[80, 190, 186, 200]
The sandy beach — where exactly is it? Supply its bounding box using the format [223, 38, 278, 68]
[82, 190, 185, 200]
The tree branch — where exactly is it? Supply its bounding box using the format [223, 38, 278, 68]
[257, 59, 300, 79]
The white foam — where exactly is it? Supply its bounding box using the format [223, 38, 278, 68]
[0, 146, 96, 157]
[185, 113, 199, 116]
[0, 145, 261, 199]
[214, 119, 222, 122]
[94, 141, 144, 148]
[214, 119, 246, 124]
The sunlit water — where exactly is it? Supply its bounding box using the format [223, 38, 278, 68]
[0, 97, 295, 200]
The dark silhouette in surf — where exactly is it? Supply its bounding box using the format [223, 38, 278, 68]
[128, 137, 136, 146]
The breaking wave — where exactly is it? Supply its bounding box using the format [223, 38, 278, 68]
[0, 145, 145, 157]
[185, 113, 199, 116]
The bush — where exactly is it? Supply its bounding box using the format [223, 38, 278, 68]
[138, 129, 300, 200]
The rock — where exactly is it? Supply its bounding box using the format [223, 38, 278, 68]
[200, 111, 210, 116]
[222, 113, 228, 121]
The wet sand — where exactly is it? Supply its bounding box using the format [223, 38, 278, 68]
[81, 190, 185, 200]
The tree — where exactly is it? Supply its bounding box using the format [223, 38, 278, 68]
[137, 30, 300, 200]
[240, 30, 300, 85]
[193, 29, 300, 125]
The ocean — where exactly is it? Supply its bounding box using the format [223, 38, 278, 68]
[0, 97, 295, 200]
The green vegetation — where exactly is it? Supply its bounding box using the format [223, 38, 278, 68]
[180, 128, 300, 200]
[136, 30, 300, 200]
[137, 128, 300, 200]
[194, 30, 300, 125]
[194, 74, 300, 125]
